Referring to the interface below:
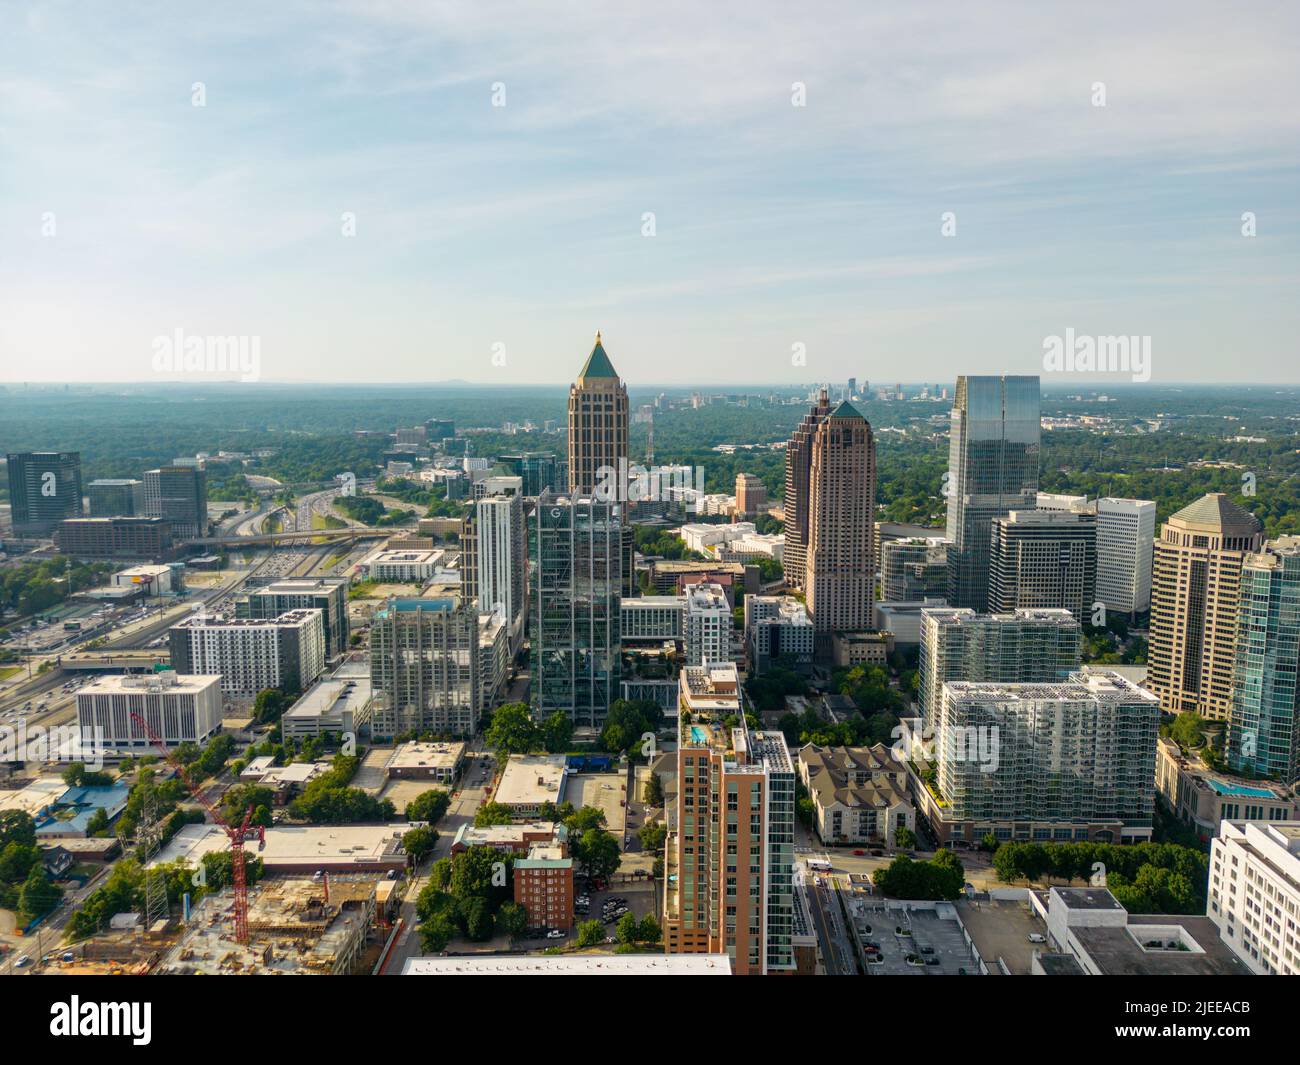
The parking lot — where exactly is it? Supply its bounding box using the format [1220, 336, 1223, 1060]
[847, 901, 983, 975]
[565, 773, 627, 841]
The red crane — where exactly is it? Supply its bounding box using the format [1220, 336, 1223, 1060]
[129, 711, 265, 943]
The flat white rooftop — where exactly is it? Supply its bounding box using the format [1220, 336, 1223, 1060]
[152, 822, 407, 868]
[402, 954, 732, 975]
[494, 754, 567, 808]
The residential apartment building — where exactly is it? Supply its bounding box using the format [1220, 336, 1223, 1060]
[685, 581, 732, 667]
[944, 375, 1041, 611]
[237, 577, 350, 659]
[621, 596, 686, 643]
[169, 609, 326, 697]
[531, 490, 622, 729]
[805, 401, 877, 657]
[369, 597, 481, 739]
[797, 744, 915, 847]
[1147, 494, 1264, 719]
[1208, 820, 1300, 975]
[1229, 536, 1300, 780]
[989, 509, 1097, 620]
[76, 672, 224, 754]
[664, 663, 795, 975]
[921, 670, 1160, 846]
[744, 595, 814, 674]
[917, 607, 1082, 730]
[513, 841, 575, 932]
[6, 451, 83, 534]
[1156, 737, 1296, 841]
[467, 490, 527, 653]
[880, 537, 950, 602]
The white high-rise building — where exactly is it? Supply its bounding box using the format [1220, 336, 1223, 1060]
[685, 581, 732, 667]
[1208, 821, 1300, 975]
[1037, 493, 1156, 618]
[168, 609, 326, 696]
[76, 672, 224, 753]
[474, 492, 527, 652]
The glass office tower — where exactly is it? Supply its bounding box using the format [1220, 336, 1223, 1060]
[945, 375, 1041, 611]
[532, 490, 622, 728]
[1229, 538, 1300, 781]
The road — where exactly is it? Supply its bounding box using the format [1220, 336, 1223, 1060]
[382, 745, 496, 974]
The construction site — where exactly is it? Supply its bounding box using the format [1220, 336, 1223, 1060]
[156, 875, 384, 975]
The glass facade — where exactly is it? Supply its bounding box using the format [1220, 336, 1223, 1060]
[531, 491, 622, 728]
[945, 375, 1040, 611]
[1230, 543, 1300, 780]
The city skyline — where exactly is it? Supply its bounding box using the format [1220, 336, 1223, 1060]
[2, 3, 1297, 386]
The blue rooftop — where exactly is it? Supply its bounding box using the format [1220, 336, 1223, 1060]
[35, 783, 130, 838]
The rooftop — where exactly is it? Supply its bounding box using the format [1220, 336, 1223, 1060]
[402, 954, 732, 975]
[495, 754, 568, 809]
[387, 740, 466, 771]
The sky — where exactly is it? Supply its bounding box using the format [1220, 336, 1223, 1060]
[1, 1, 1298, 386]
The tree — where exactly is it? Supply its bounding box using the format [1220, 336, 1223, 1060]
[564, 806, 607, 835]
[637, 914, 662, 945]
[406, 790, 451, 824]
[615, 911, 640, 945]
[576, 919, 605, 948]
[496, 900, 528, 941]
[643, 772, 664, 806]
[541, 712, 574, 753]
[474, 802, 515, 828]
[428, 858, 453, 891]
[485, 702, 538, 755]
[403, 826, 438, 864]
[571, 828, 621, 880]
[253, 689, 292, 724]
[18, 865, 64, 922]
[0, 810, 37, 848]
[600, 699, 662, 755]
[894, 826, 917, 850]
[637, 821, 667, 854]
[418, 911, 458, 953]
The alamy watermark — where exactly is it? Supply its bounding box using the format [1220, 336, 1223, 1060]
[151, 328, 261, 382]
[593, 459, 706, 512]
[1042, 328, 1151, 382]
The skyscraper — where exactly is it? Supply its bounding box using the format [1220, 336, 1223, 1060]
[469, 491, 528, 653]
[1228, 537, 1300, 781]
[568, 332, 628, 496]
[685, 581, 731, 667]
[917, 607, 1083, 730]
[87, 478, 145, 517]
[805, 401, 876, 655]
[989, 509, 1096, 619]
[532, 490, 622, 728]
[369, 597, 481, 739]
[144, 465, 208, 539]
[1147, 493, 1263, 719]
[881, 537, 950, 602]
[1038, 493, 1156, 621]
[944, 376, 1040, 611]
[6, 451, 83, 535]
[781, 388, 832, 589]
[567, 332, 634, 596]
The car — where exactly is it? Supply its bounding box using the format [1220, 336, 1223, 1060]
[919, 946, 935, 955]
[546, 930, 565, 939]
[924, 958, 940, 967]
[1027, 933, 1047, 944]
[14, 955, 32, 969]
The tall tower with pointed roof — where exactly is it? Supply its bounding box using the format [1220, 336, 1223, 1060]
[568, 332, 628, 496]
[806, 400, 877, 656]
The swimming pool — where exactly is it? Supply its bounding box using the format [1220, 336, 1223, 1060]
[690, 726, 708, 744]
[1207, 779, 1274, 798]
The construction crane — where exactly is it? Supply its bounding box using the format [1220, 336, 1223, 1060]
[128, 711, 265, 943]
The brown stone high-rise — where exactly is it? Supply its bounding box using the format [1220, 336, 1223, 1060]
[805, 401, 877, 657]
[567, 332, 628, 496]
[567, 332, 635, 596]
[782, 389, 833, 588]
[1147, 493, 1263, 719]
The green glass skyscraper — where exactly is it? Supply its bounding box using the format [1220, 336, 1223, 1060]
[1229, 537, 1300, 781]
